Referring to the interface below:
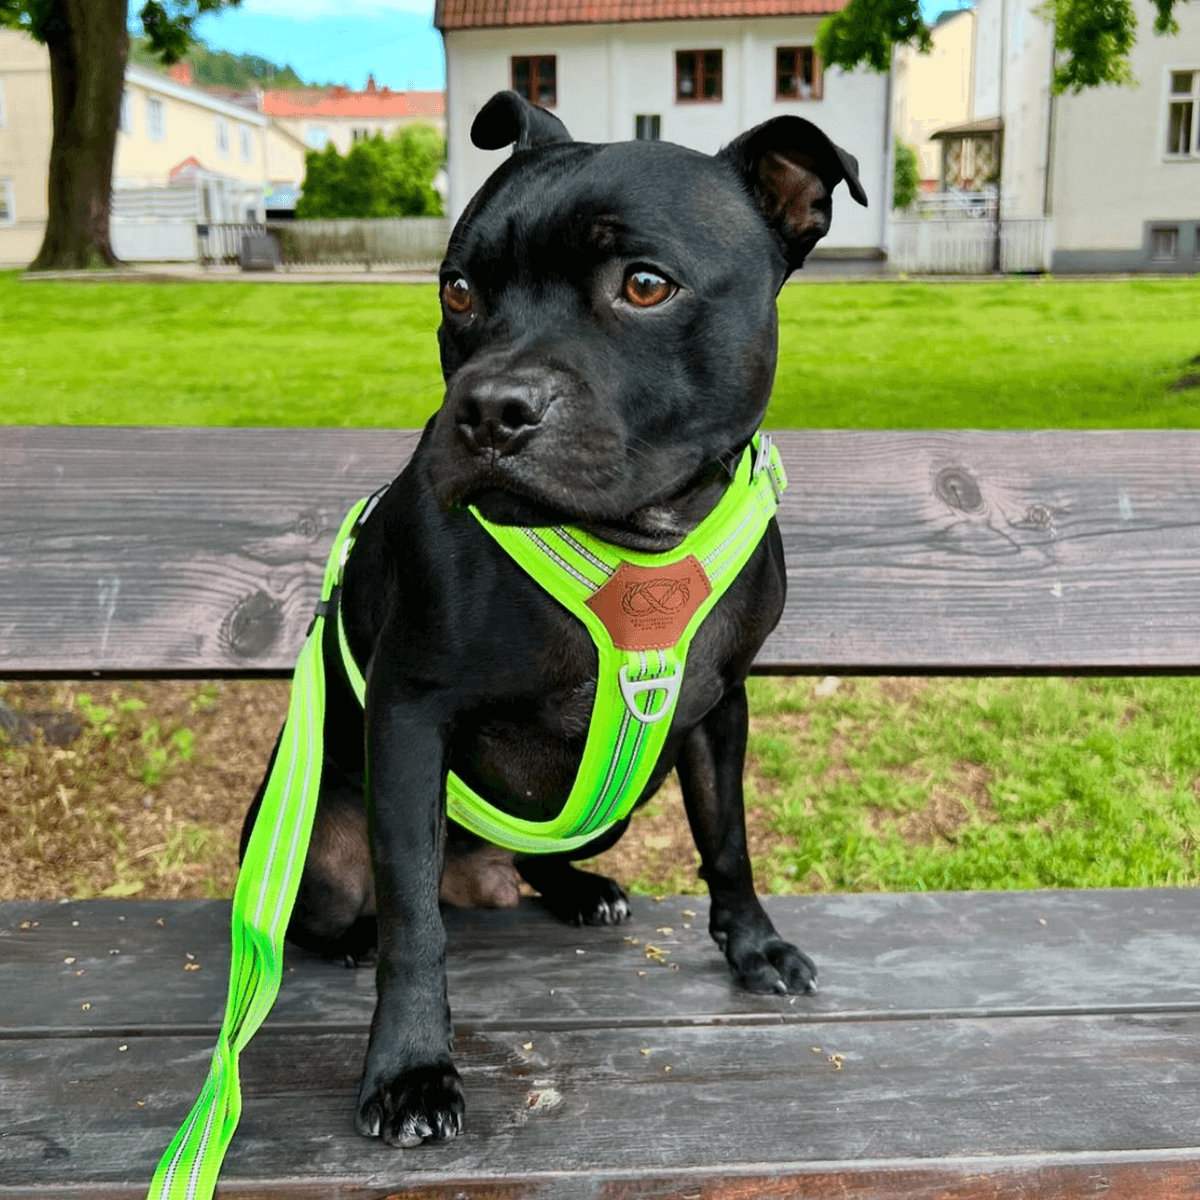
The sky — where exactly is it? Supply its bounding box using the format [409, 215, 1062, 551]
[193, 0, 447, 92]
[192, 0, 962, 94]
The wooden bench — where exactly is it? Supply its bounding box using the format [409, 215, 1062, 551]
[4, 426, 1200, 1199]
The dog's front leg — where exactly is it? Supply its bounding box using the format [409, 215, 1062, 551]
[677, 683, 817, 995]
[355, 689, 464, 1147]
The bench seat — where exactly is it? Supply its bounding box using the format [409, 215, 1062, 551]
[4, 889, 1200, 1198]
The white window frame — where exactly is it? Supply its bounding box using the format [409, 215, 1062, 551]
[1163, 67, 1200, 159]
[0, 179, 15, 226]
[146, 96, 165, 142]
[119, 89, 132, 134]
[215, 116, 230, 157]
[239, 124, 252, 162]
[0, 77, 7, 128]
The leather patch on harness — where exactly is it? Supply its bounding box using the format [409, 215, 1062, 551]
[585, 555, 713, 651]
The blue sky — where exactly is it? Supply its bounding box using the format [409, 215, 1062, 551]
[194, 0, 447, 91]
[193, 0, 960, 93]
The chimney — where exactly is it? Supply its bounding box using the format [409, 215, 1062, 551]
[169, 61, 194, 86]
[366, 74, 377, 94]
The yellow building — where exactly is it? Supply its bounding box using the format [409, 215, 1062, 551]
[0, 30, 306, 265]
[893, 8, 976, 188]
[0, 28, 53, 265]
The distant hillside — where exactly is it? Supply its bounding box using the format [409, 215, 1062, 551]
[128, 37, 309, 90]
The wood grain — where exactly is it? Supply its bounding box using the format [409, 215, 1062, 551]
[4, 893, 1200, 1198]
[6, 428, 1200, 675]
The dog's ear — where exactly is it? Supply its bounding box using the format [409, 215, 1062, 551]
[719, 117, 868, 270]
[471, 90, 573, 151]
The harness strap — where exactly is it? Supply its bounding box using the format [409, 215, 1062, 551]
[146, 498, 367, 1200]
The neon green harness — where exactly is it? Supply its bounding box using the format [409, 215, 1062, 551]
[336, 435, 787, 853]
[148, 434, 785, 1200]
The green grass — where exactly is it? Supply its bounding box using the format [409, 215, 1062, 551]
[745, 676, 1200, 894]
[2, 272, 1198, 428]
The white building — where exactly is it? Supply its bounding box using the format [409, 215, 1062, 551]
[971, 0, 1200, 271]
[434, 0, 890, 257]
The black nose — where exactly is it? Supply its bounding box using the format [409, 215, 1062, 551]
[455, 376, 551, 453]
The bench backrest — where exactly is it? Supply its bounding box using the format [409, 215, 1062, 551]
[3, 427, 1198, 677]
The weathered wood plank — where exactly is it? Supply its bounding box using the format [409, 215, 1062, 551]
[5, 1015, 1200, 1196]
[4, 892, 1199, 1036]
[5, 428, 1200, 674]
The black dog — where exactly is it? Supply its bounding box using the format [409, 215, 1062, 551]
[243, 90, 866, 1149]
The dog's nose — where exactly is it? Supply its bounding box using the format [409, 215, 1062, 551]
[455, 377, 550, 453]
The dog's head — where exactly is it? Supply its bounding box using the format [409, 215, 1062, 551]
[428, 90, 866, 548]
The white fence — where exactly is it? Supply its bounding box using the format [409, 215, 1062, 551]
[890, 217, 1054, 274]
[269, 217, 450, 268]
[110, 187, 199, 262]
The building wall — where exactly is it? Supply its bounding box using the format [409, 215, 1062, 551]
[115, 65, 303, 192]
[971, 0, 1055, 218]
[444, 18, 888, 252]
[1050, 0, 1200, 267]
[0, 29, 51, 265]
[894, 9, 975, 185]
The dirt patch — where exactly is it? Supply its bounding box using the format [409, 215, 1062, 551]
[893, 760, 994, 846]
[1170, 374, 1200, 392]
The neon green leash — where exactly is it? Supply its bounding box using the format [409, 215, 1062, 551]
[146, 498, 367, 1200]
[148, 436, 786, 1197]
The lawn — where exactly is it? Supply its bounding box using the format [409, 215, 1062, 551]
[2, 271, 1199, 428]
[3, 270, 1200, 902]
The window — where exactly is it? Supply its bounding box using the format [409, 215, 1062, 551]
[306, 126, 329, 149]
[1150, 225, 1180, 261]
[239, 124, 252, 161]
[0, 179, 14, 225]
[776, 47, 823, 100]
[146, 96, 164, 141]
[635, 114, 661, 141]
[1166, 70, 1199, 156]
[215, 116, 230, 156]
[512, 56, 556, 107]
[351, 126, 371, 143]
[119, 89, 132, 134]
[676, 50, 722, 102]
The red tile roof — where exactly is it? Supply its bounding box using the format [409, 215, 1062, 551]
[261, 86, 445, 119]
[436, 0, 846, 29]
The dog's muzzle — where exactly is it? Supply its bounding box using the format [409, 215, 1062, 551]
[451, 369, 556, 456]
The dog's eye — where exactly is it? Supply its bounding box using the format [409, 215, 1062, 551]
[622, 269, 675, 309]
[442, 277, 474, 316]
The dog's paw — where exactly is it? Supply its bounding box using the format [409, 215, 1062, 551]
[355, 1063, 465, 1148]
[728, 937, 818, 996]
[543, 868, 631, 927]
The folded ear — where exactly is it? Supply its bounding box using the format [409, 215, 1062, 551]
[471, 90, 573, 151]
[719, 117, 868, 270]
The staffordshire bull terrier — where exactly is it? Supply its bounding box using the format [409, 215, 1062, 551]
[243, 89, 866, 1148]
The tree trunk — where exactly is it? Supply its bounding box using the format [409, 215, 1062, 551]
[29, 0, 129, 270]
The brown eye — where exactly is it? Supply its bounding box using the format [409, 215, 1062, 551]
[442, 276, 473, 315]
[622, 269, 675, 308]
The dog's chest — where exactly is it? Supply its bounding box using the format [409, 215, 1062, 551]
[450, 600, 727, 821]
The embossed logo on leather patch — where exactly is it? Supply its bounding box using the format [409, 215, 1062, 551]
[585, 556, 713, 651]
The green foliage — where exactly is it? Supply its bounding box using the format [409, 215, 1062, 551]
[816, 0, 931, 74]
[816, 0, 1188, 94]
[893, 138, 921, 211]
[127, 35, 307, 88]
[296, 127, 445, 220]
[136, 0, 241, 66]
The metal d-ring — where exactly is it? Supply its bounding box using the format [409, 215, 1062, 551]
[618, 663, 682, 724]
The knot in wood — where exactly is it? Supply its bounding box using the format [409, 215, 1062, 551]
[294, 509, 323, 540]
[1024, 505, 1052, 527]
[935, 467, 983, 513]
[222, 590, 283, 659]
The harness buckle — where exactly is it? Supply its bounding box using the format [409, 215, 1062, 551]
[618, 663, 682, 724]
